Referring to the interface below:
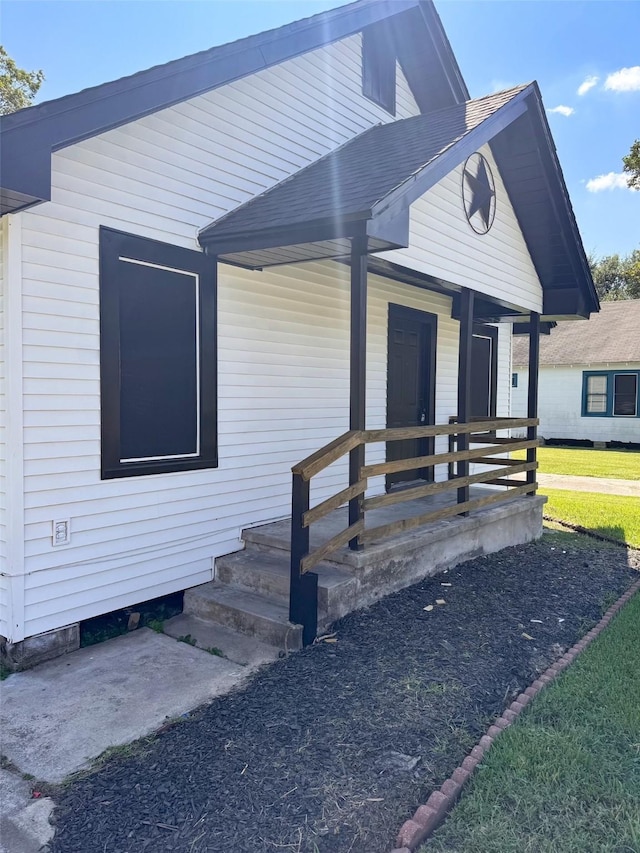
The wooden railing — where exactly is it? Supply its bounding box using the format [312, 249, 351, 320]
[289, 417, 539, 644]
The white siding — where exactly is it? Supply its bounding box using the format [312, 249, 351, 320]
[21, 256, 466, 638]
[17, 36, 424, 638]
[381, 144, 543, 313]
[512, 363, 640, 444]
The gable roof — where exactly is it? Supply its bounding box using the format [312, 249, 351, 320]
[199, 82, 598, 318]
[200, 85, 528, 256]
[512, 299, 640, 365]
[0, 0, 467, 216]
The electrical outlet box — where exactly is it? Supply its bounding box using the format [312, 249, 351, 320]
[52, 519, 71, 547]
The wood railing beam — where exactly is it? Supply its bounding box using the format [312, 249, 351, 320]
[361, 437, 538, 479]
[363, 418, 538, 443]
[361, 483, 536, 544]
[363, 461, 536, 512]
[292, 430, 362, 480]
[303, 479, 367, 528]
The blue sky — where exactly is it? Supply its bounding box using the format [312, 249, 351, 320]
[3, 0, 638, 258]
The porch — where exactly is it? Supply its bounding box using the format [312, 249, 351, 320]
[188, 87, 557, 650]
[171, 419, 544, 657]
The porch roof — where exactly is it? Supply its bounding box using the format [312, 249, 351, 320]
[199, 85, 529, 263]
[199, 83, 598, 319]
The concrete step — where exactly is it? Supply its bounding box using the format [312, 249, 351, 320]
[241, 516, 360, 569]
[216, 547, 357, 621]
[216, 548, 290, 601]
[183, 582, 303, 651]
[163, 614, 281, 668]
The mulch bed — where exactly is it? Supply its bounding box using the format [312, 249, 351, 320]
[49, 531, 639, 853]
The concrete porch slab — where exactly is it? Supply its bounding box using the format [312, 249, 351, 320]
[245, 493, 547, 614]
[245, 492, 548, 570]
[0, 628, 250, 784]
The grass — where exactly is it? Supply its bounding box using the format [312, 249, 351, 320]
[424, 589, 640, 853]
[512, 446, 640, 480]
[543, 488, 640, 548]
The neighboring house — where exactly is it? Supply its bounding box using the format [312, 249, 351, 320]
[512, 300, 640, 445]
[0, 0, 597, 663]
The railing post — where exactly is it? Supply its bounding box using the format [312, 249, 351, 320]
[349, 233, 367, 550]
[457, 288, 474, 514]
[289, 473, 317, 645]
[526, 312, 540, 493]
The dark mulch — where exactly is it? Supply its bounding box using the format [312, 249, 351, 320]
[49, 531, 639, 853]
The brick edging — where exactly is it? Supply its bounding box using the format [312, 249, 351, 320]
[389, 575, 640, 852]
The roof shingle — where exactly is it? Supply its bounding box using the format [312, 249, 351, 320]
[199, 85, 530, 242]
[512, 300, 640, 365]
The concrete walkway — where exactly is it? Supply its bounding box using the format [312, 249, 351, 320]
[0, 628, 276, 852]
[536, 473, 640, 497]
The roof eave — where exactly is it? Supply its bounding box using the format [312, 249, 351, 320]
[1, 0, 468, 216]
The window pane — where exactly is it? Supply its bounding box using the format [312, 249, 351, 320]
[587, 394, 607, 413]
[613, 374, 637, 416]
[587, 375, 607, 395]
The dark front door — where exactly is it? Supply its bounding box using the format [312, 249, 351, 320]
[386, 304, 437, 489]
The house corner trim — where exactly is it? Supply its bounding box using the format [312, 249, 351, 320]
[5, 213, 26, 642]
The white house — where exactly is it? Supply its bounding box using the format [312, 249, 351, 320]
[0, 0, 597, 666]
[512, 300, 640, 445]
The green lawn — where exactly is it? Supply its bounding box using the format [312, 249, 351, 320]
[424, 589, 640, 853]
[512, 446, 640, 480]
[543, 488, 640, 549]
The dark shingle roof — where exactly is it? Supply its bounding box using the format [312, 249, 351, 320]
[199, 85, 529, 242]
[513, 300, 640, 365]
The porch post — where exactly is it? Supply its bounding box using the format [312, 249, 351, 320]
[349, 234, 368, 549]
[526, 312, 540, 493]
[457, 288, 474, 513]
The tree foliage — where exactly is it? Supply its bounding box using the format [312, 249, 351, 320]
[622, 140, 640, 191]
[0, 45, 44, 115]
[589, 248, 640, 301]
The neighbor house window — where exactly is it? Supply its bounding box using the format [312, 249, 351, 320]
[362, 23, 396, 115]
[582, 370, 640, 418]
[512, 372, 518, 388]
[100, 227, 217, 479]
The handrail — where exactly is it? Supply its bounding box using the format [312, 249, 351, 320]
[292, 430, 363, 481]
[364, 417, 537, 444]
[289, 417, 539, 646]
[292, 419, 537, 481]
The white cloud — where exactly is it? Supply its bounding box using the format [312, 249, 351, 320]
[604, 66, 640, 92]
[577, 75, 599, 96]
[490, 79, 516, 94]
[585, 172, 630, 192]
[548, 105, 574, 116]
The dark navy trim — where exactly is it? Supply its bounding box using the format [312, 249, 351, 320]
[100, 227, 218, 479]
[581, 369, 640, 418]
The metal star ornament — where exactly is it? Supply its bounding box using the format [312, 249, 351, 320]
[462, 153, 496, 234]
